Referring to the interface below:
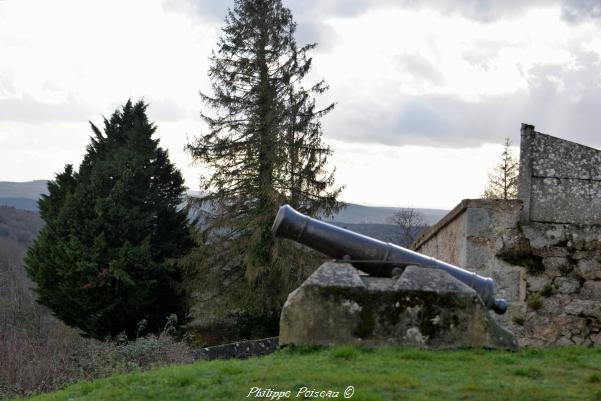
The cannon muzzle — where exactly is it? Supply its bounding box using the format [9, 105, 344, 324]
[272, 204, 507, 315]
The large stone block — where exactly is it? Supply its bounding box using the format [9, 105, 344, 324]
[575, 259, 601, 280]
[279, 262, 517, 350]
[565, 299, 601, 320]
[580, 281, 601, 300]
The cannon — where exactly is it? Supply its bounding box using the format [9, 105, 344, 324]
[272, 204, 508, 315]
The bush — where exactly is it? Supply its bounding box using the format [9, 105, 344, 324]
[25, 100, 194, 339]
[527, 293, 543, 311]
[0, 320, 193, 400]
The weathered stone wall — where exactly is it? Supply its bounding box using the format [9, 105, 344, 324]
[501, 222, 601, 345]
[413, 199, 601, 346]
[413, 199, 525, 330]
[519, 124, 601, 225]
[193, 337, 279, 360]
[413, 200, 468, 267]
[413, 125, 601, 346]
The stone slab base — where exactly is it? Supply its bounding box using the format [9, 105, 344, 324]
[279, 262, 517, 350]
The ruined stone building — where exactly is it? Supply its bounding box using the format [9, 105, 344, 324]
[412, 124, 601, 346]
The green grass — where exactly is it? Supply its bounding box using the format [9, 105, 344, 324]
[27, 346, 601, 401]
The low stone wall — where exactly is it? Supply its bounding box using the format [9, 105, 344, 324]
[193, 337, 279, 360]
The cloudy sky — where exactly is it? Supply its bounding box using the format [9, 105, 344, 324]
[1, 0, 601, 209]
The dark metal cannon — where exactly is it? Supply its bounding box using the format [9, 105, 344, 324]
[272, 204, 508, 315]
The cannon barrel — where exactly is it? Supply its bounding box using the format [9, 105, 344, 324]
[272, 204, 507, 315]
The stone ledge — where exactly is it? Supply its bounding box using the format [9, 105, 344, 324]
[412, 199, 523, 251]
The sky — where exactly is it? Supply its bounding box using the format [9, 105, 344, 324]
[1, 0, 601, 209]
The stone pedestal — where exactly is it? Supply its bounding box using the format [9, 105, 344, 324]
[279, 262, 517, 350]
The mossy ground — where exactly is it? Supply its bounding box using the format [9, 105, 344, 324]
[27, 346, 601, 401]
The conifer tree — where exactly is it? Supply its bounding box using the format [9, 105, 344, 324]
[483, 138, 519, 200]
[186, 0, 341, 334]
[25, 100, 193, 339]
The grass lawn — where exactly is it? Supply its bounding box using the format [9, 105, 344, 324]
[27, 345, 601, 401]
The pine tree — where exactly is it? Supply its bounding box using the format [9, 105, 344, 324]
[186, 0, 341, 336]
[483, 138, 519, 200]
[25, 100, 193, 339]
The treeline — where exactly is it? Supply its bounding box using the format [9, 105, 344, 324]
[2, 2, 343, 398]
[0, 0, 435, 397]
[18, 0, 342, 348]
[0, 207, 42, 245]
[0, 207, 45, 336]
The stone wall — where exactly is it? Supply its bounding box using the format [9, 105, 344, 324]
[519, 124, 601, 225]
[413, 199, 601, 345]
[502, 222, 601, 345]
[193, 337, 278, 360]
[413, 199, 525, 331]
[413, 200, 468, 268]
[413, 125, 601, 346]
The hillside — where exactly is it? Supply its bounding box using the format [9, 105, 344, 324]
[330, 222, 427, 246]
[26, 345, 601, 401]
[0, 181, 48, 213]
[325, 203, 447, 226]
[0, 198, 39, 211]
[0, 206, 43, 246]
[0, 181, 448, 227]
[0, 180, 48, 199]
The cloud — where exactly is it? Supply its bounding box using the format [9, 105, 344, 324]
[401, 0, 554, 22]
[291, 11, 340, 52]
[0, 68, 15, 96]
[323, 49, 601, 148]
[561, 0, 601, 23]
[162, 0, 341, 51]
[146, 98, 192, 122]
[395, 53, 445, 85]
[461, 40, 509, 71]
[163, 0, 601, 34]
[162, 0, 228, 23]
[160, 0, 601, 151]
[0, 94, 95, 123]
[160, 0, 580, 58]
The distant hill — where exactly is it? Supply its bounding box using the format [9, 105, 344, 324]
[325, 203, 448, 226]
[0, 180, 48, 199]
[0, 180, 48, 212]
[0, 206, 43, 245]
[330, 222, 427, 246]
[0, 180, 449, 228]
[0, 197, 39, 211]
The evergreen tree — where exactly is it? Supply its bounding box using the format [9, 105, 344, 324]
[25, 100, 193, 339]
[483, 138, 519, 200]
[186, 0, 341, 336]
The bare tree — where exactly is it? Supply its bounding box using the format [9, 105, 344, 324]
[388, 208, 427, 247]
[483, 138, 519, 199]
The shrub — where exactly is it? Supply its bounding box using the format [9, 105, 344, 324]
[527, 294, 543, 311]
[0, 320, 193, 400]
[25, 100, 194, 339]
[540, 283, 556, 298]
